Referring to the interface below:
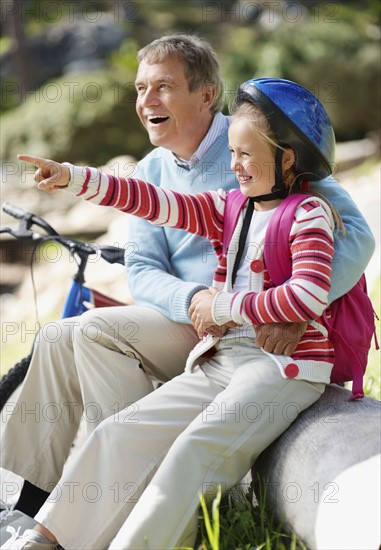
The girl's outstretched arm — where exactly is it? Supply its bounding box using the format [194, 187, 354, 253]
[19, 155, 226, 245]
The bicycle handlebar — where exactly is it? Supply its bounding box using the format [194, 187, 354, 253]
[1, 202, 125, 265]
[2, 202, 29, 220]
[2, 201, 59, 237]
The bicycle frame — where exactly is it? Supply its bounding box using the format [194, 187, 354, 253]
[1, 201, 126, 319]
[60, 253, 125, 319]
[0, 202, 126, 411]
[62, 280, 126, 318]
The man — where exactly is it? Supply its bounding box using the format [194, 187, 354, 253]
[0, 34, 375, 541]
[0, 35, 238, 531]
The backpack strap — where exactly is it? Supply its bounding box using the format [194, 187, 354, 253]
[264, 193, 311, 285]
[222, 189, 249, 255]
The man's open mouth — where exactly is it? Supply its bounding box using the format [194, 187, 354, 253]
[148, 116, 169, 125]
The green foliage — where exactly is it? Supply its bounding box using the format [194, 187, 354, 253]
[1, 78, 22, 113]
[110, 38, 140, 75]
[0, 68, 150, 165]
[219, 15, 380, 140]
[1, 1, 379, 162]
[0, 37, 11, 55]
[14, 0, 111, 34]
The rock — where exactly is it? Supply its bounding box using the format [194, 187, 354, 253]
[253, 384, 381, 549]
[335, 135, 380, 173]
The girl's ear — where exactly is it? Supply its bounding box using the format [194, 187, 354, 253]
[282, 147, 296, 171]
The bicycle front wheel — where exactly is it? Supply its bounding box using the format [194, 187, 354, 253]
[0, 354, 32, 411]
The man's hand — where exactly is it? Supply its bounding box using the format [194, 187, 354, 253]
[254, 321, 308, 355]
[18, 154, 70, 192]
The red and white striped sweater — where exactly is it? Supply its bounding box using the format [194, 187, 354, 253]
[68, 165, 336, 383]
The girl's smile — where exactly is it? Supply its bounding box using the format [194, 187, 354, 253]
[228, 116, 276, 198]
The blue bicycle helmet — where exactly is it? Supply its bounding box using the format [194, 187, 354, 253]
[236, 78, 335, 185]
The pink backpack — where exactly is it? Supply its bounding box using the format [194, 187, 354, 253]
[223, 190, 378, 399]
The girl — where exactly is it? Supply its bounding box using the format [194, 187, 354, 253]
[12, 78, 339, 549]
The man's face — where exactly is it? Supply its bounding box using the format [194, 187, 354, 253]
[135, 57, 213, 160]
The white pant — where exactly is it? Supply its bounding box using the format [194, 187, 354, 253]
[36, 339, 325, 549]
[0, 306, 199, 488]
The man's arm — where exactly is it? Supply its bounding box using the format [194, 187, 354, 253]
[311, 176, 375, 303]
[126, 215, 208, 324]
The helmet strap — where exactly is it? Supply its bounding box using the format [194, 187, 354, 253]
[251, 147, 289, 202]
[251, 192, 282, 202]
[273, 147, 289, 198]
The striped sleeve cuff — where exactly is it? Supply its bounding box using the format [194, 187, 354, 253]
[212, 291, 235, 325]
[64, 163, 101, 196]
[63, 163, 85, 194]
[212, 291, 254, 325]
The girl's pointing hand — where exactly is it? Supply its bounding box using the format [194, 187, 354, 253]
[18, 154, 70, 192]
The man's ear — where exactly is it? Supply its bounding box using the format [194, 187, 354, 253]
[201, 84, 216, 110]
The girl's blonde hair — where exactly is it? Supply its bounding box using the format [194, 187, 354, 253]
[229, 99, 279, 151]
[230, 99, 346, 235]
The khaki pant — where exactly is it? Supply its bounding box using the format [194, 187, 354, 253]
[35, 340, 325, 549]
[1, 306, 199, 488]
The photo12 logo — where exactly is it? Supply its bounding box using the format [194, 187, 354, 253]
[201, 2, 340, 24]
[1, 1, 141, 24]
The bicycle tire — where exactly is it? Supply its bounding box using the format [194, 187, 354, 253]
[0, 353, 32, 411]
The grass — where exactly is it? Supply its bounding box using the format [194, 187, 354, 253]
[190, 482, 307, 550]
[362, 276, 381, 400]
[0, 308, 60, 378]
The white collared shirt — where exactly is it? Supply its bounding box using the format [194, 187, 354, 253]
[173, 112, 230, 170]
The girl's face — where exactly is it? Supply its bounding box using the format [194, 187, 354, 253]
[228, 116, 277, 199]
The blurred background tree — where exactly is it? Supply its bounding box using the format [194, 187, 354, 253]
[0, 0, 380, 165]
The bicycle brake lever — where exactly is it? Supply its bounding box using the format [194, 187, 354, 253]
[0, 227, 12, 234]
[99, 246, 126, 265]
[0, 226, 40, 240]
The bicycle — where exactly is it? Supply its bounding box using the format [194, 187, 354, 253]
[0, 202, 126, 411]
